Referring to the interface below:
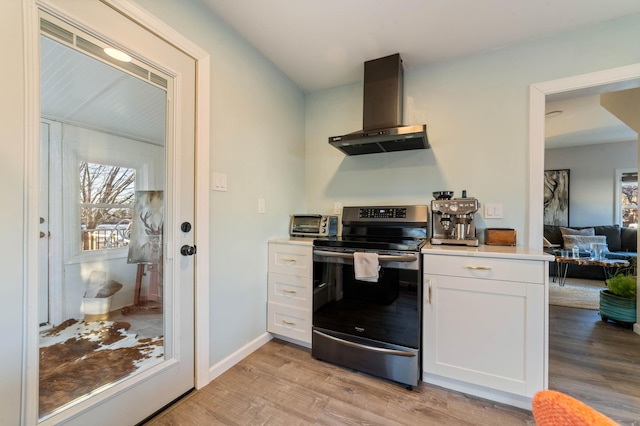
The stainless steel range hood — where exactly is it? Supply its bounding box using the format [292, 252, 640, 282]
[329, 53, 429, 156]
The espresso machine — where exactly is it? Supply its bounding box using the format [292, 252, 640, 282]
[430, 190, 480, 247]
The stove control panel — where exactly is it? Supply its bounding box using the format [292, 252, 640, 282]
[342, 205, 428, 225]
[358, 208, 407, 219]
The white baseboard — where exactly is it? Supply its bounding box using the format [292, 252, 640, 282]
[423, 373, 533, 411]
[208, 332, 273, 383]
[634, 322, 640, 335]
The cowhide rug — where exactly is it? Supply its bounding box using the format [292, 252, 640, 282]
[39, 318, 163, 417]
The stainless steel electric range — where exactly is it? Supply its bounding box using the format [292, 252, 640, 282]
[312, 205, 428, 389]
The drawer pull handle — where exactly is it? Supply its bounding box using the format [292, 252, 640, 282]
[283, 257, 297, 263]
[467, 266, 491, 270]
[283, 289, 297, 294]
[282, 319, 296, 325]
[428, 281, 432, 305]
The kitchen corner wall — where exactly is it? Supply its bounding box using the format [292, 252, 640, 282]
[132, 0, 306, 366]
[304, 13, 640, 243]
[4, 3, 640, 421]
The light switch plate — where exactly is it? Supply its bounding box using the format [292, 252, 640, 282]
[484, 203, 504, 219]
[212, 172, 227, 191]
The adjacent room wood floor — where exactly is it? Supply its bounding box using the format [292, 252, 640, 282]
[548, 305, 640, 425]
[144, 305, 640, 425]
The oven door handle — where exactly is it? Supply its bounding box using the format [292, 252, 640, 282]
[313, 330, 416, 357]
[313, 250, 417, 263]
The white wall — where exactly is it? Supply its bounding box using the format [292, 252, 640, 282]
[131, 0, 306, 365]
[305, 14, 640, 246]
[545, 141, 637, 226]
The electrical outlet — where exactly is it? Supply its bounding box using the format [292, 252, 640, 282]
[258, 198, 266, 214]
[333, 202, 342, 214]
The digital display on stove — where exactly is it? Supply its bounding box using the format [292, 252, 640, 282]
[358, 208, 407, 218]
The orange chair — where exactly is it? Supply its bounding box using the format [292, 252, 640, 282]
[532, 390, 619, 425]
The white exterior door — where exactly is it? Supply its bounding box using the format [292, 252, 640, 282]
[30, 1, 197, 424]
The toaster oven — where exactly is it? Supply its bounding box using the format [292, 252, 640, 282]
[290, 214, 338, 237]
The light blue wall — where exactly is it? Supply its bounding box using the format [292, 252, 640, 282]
[131, 0, 306, 365]
[305, 14, 640, 245]
[546, 141, 637, 227]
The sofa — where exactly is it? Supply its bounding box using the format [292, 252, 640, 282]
[543, 224, 637, 280]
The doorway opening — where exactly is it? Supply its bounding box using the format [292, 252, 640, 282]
[529, 64, 640, 422]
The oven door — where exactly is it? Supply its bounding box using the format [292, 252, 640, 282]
[312, 248, 421, 348]
[311, 248, 422, 386]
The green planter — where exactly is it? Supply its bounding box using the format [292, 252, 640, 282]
[599, 289, 637, 323]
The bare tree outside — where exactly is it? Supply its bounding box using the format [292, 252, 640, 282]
[80, 161, 136, 250]
[621, 181, 638, 228]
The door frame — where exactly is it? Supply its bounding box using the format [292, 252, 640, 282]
[527, 63, 640, 393]
[22, 0, 210, 422]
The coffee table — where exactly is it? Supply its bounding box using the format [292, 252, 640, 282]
[554, 256, 630, 286]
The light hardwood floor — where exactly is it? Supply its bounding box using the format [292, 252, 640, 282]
[548, 305, 640, 425]
[143, 305, 640, 425]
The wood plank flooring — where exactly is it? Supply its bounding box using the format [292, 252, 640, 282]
[144, 305, 640, 425]
[548, 305, 640, 425]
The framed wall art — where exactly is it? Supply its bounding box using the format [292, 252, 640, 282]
[127, 190, 164, 264]
[543, 169, 570, 226]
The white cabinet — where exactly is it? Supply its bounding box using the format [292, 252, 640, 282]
[267, 242, 313, 345]
[423, 251, 546, 405]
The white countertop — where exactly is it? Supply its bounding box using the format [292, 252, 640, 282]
[268, 238, 553, 261]
[422, 243, 554, 262]
[268, 236, 315, 246]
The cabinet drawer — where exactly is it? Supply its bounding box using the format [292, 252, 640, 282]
[268, 243, 312, 277]
[423, 254, 545, 284]
[267, 302, 311, 343]
[268, 273, 310, 308]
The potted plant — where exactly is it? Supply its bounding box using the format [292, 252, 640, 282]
[600, 274, 637, 324]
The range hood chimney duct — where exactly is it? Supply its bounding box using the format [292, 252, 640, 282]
[329, 53, 429, 156]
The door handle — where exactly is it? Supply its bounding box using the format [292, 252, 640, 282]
[180, 245, 197, 256]
[313, 330, 416, 357]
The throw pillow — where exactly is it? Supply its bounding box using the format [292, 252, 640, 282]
[543, 225, 563, 246]
[562, 235, 607, 251]
[621, 227, 637, 252]
[594, 225, 621, 252]
[560, 227, 595, 237]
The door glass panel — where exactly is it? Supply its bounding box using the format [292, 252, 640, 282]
[39, 16, 168, 420]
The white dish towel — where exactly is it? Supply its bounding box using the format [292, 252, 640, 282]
[353, 252, 380, 282]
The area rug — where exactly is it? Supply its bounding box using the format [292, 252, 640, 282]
[39, 318, 163, 417]
[549, 278, 605, 310]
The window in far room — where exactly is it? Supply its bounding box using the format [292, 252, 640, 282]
[80, 161, 135, 251]
[617, 169, 638, 228]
